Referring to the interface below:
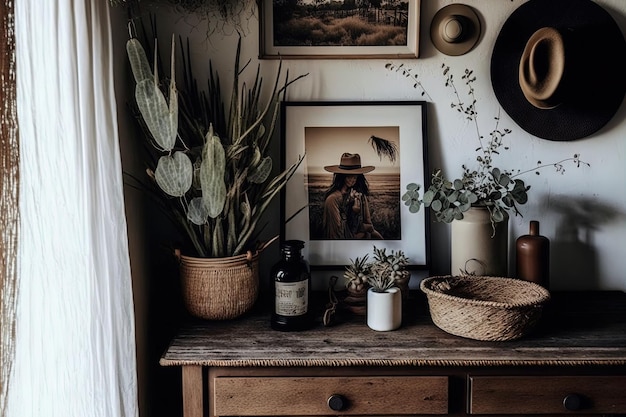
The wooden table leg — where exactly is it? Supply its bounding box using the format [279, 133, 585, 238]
[182, 365, 203, 417]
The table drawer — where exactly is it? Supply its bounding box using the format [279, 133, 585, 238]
[212, 375, 448, 416]
[468, 375, 626, 414]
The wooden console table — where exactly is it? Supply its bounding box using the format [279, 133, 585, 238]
[160, 291, 626, 417]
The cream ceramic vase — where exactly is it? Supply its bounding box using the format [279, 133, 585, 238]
[367, 287, 402, 331]
[450, 206, 509, 276]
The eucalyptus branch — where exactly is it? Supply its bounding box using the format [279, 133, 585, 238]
[384, 62, 433, 101]
[444, 65, 486, 158]
[511, 154, 590, 178]
[400, 64, 588, 228]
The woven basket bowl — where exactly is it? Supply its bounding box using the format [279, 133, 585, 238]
[178, 251, 259, 320]
[420, 275, 551, 341]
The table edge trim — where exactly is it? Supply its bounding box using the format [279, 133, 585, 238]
[159, 358, 626, 367]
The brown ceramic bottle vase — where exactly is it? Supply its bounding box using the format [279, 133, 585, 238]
[516, 220, 550, 289]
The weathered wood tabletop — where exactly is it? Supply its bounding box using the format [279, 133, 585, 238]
[160, 291, 626, 368]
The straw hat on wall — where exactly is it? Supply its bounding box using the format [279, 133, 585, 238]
[430, 4, 481, 56]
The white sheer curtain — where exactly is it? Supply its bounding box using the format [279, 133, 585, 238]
[8, 1, 138, 416]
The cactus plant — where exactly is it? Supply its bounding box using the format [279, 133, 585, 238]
[343, 247, 410, 294]
[344, 255, 370, 293]
[126, 33, 306, 258]
[368, 246, 410, 293]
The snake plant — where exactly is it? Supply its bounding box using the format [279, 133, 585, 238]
[126, 34, 306, 258]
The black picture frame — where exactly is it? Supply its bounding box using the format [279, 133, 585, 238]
[259, 0, 421, 59]
[280, 101, 429, 269]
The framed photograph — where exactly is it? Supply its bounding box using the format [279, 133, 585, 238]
[281, 101, 429, 269]
[259, 0, 420, 59]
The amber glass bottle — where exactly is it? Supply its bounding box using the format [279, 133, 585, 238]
[271, 240, 313, 331]
[516, 220, 550, 288]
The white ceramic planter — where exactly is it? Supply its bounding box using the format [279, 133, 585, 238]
[450, 206, 509, 276]
[367, 287, 402, 331]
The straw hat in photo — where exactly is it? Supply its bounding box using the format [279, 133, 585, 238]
[430, 3, 481, 56]
[324, 153, 375, 174]
[491, 0, 626, 141]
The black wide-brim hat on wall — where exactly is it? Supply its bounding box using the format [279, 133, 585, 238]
[491, 0, 626, 141]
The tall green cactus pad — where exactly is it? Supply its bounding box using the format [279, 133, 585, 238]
[200, 131, 226, 219]
[126, 38, 152, 84]
[248, 156, 272, 184]
[187, 197, 209, 225]
[154, 151, 193, 197]
[127, 36, 178, 152]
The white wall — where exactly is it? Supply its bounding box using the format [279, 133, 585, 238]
[111, 4, 626, 415]
[115, 0, 626, 298]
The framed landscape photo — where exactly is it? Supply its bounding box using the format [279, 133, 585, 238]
[281, 101, 429, 269]
[259, 0, 420, 59]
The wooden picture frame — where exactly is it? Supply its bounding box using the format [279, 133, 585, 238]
[280, 101, 429, 269]
[259, 0, 420, 59]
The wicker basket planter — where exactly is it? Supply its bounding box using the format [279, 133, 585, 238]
[420, 275, 551, 341]
[177, 251, 259, 320]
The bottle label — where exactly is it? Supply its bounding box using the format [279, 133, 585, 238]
[275, 280, 308, 316]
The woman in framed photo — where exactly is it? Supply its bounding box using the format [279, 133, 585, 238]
[322, 153, 383, 240]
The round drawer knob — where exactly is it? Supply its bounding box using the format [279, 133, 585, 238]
[327, 394, 348, 411]
[563, 393, 583, 411]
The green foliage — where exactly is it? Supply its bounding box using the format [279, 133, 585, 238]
[396, 64, 588, 228]
[154, 151, 193, 197]
[200, 129, 226, 219]
[384, 62, 433, 100]
[126, 33, 307, 258]
[129, 36, 178, 152]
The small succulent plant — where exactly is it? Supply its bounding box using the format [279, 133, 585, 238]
[368, 246, 410, 293]
[344, 246, 410, 294]
[344, 254, 370, 293]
